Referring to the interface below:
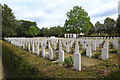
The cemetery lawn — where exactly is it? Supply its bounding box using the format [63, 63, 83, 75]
[64, 52, 102, 67]
[1, 40, 120, 78]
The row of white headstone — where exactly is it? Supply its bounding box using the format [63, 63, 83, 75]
[80, 37, 119, 39]
[4, 37, 119, 71]
[4, 38, 115, 58]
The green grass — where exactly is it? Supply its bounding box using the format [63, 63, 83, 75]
[1, 40, 120, 78]
[81, 56, 102, 67]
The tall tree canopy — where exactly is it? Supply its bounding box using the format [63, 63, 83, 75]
[49, 26, 65, 37]
[64, 6, 92, 35]
[115, 15, 120, 36]
[39, 26, 65, 37]
[103, 17, 116, 34]
[39, 27, 49, 37]
[95, 21, 104, 34]
[27, 25, 39, 36]
[2, 4, 18, 37]
[16, 20, 39, 37]
[90, 17, 118, 36]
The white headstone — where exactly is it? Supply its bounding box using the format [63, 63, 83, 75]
[112, 40, 119, 50]
[53, 43, 57, 50]
[104, 42, 108, 49]
[59, 50, 64, 62]
[86, 46, 92, 57]
[92, 40, 96, 51]
[66, 44, 70, 53]
[102, 48, 108, 60]
[36, 42, 40, 55]
[22, 43, 25, 49]
[25, 42, 27, 48]
[59, 41, 62, 51]
[32, 41, 35, 53]
[28, 43, 31, 52]
[75, 44, 79, 53]
[70, 40, 74, 47]
[49, 48, 53, 60]
[42, 46, 45, 57]
[48, 42, 51, 49]
[73, 52, 81, 71]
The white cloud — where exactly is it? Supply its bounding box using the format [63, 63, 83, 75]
[1, 0, 119, 28]
[90, 1, 117, 17]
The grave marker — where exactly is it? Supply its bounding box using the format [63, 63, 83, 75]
[49, 48, 53, 60]
[59, 50, 64, 62]
[73, 52, 81, 71]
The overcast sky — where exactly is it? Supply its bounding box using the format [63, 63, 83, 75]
[1, 0, 119, 28]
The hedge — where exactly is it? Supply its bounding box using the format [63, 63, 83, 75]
[2, 40, 44, 78]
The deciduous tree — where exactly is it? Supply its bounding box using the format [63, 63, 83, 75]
[64, 6, 92, 35]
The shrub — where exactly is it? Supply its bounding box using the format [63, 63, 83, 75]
[70, 48, 74, 54]
[63, 56, 73, 67]
[90, 33, 109, 37]
[109, 49, 117, 53]
[100, 33, 109, 36]
[92, 53, 101, 59]
[90, 33, 99, 36]
[109, 43, 114, 49]
[53, 51, 59, 61]
[81, 49, 86, 56]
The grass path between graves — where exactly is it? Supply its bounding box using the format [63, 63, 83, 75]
[1, 40, 120, 78]
[64, 52, 103, 67]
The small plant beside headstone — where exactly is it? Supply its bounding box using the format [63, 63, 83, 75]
[70, 47, 74, 53]
[63, 56, 73, 68]
[53, 51, 59, 61]
[109, 43, 114, 49]
[92, 53, 101, 59]
[109, 49, 117, 53]
[81, 49, 86, 56]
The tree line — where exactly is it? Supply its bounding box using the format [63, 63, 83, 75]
[1, 4, 120, 37]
